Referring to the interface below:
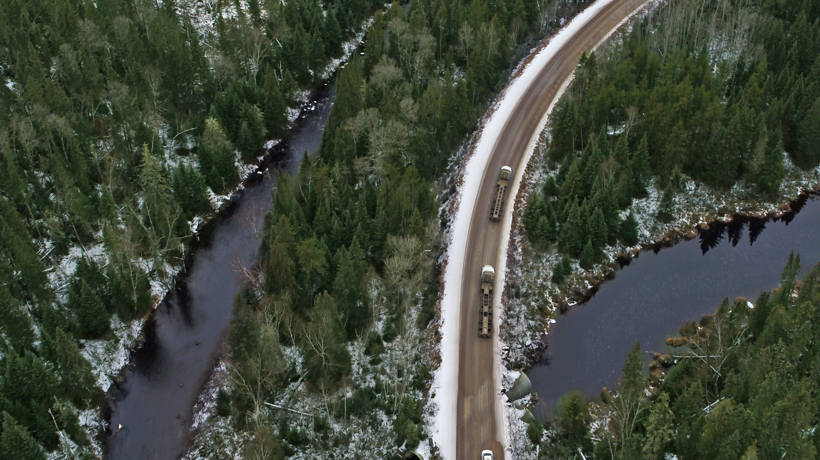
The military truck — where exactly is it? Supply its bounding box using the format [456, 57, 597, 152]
[478, 265, 494, 338]
[490, 166, 512, 221]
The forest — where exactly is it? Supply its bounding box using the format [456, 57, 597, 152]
[213, 0, 604, 459]
[515, 0, 820, 458]
[521, 0, 820, 271]
[0, 0, 380, 457]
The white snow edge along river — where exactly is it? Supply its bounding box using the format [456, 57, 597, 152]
[430, 1, 647, 459]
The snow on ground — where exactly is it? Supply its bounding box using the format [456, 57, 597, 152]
[184, 277, 432, 460]
[430, 1, 651, 458]
[499, 2, 820, 451]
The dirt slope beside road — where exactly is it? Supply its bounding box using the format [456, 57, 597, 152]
[454, 1, 646, 458]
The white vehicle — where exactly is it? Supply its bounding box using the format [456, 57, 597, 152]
[481, 450, 494, 460]
[478, 266, 494, 338]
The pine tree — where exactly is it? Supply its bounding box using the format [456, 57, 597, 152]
[559, 200, 586, 257]
[551, 260, 565, 284]
[619, 212, 640, 246]
[237, 120, 254, 159]
[281, 69, 299, 107]
[554, 391, 592, 452]
[756, 127, 784, 194]
[642, 392, 674, 460]
[201, 117, 238, 192]
[632, 134, 651, 194]
[263, 66, 288, 136]
[215, 144, 238, 192]
[409, 208, 425, 239]
[0, 413, 46, 460]
[332, 244, 368, 338]
[40, 328, 97, 406]
[537, 204, 558, 243]
[0, 351, 60, 446]
[797, 96, 820, 167]
[589, 207, 608, 254]
[73, 280, 111, 337]
[235, 104, 265, 161]
[310, 29, 325, 82]
[657, 185, 675, 223]
[172, 164, 211, 219]
[523, 193, 544, 240]
[323, 8, 343, 55]
[613, 135, 630, 168]
[542, 176, 558, 197]
[703, 123, 740, 188]
[559, 162, 582, 203]
[0, 285, 34, 353]
[579, 239, 595, 269]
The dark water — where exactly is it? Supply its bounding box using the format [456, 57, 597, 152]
[105, 86, 334, 460]
[530, 195, 820, 419]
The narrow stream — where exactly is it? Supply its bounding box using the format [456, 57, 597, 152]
[529, 195, 820, 419]
[105, 86, 334, 460]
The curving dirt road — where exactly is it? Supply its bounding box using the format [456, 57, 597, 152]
[455, 1, 647, 458]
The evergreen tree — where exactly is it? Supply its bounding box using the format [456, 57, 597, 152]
[40, 328, 97, 407]
[201, 117, 238, 192]
[554, 391, 592, 453]
[579, 239, 595, 269]
[656, 185, 675, 223]
[310, 29, 326, 82]
[108, 261, 151, 319]
[632, 134, 651, 194]
[409, 209, 425, 239]
[263, 67, 288, 136]
[559, 200, 586, 257]
[172, 163, 211, 219]
[588, 207, 608, 254]
[642, 392, 674, 460]
[265, 216, 296, 295]
[542, 176, 558, 197]
[70, 280, 111, 337]
[0, 286, 34, 353]
[332, 245, 368, 338]
[323, 8, 343, 55]
[551, 257, 567, 284]
[0, 351, 60, 447]
[756, 127, 784, 194]
[0, 413, 46, 460]
[619, 212, 639, 247]
[536, 204, 558, 243]
[703, 122, 740, 188]
[523, 193, 544, 241]
[559, 161, 582, 202]
[797, 96, 820, 167]
[281, 69, 299, 107]
[237, 121, 255, 160]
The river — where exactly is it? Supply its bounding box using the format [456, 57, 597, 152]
[529, 194, 820, 419]
[105, 85, 334, 460]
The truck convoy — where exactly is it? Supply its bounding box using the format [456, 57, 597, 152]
[478, 265, 495, 338]
[490, 166, 512, 221]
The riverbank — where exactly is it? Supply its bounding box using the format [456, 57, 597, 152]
[499, 87, 820, 460]
[85, 21, 372, 460]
